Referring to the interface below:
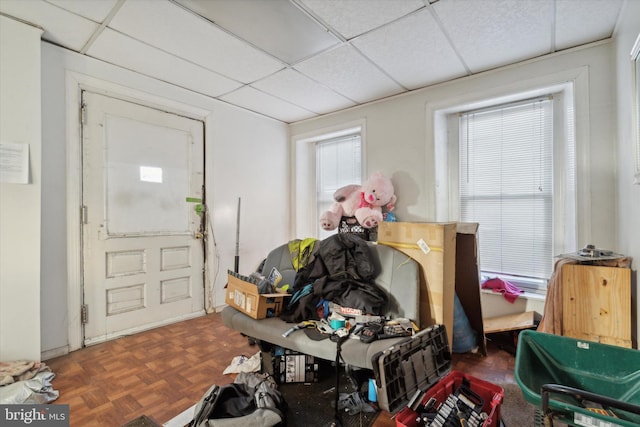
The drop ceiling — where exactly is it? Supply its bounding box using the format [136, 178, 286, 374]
[0, 0, 625, 123]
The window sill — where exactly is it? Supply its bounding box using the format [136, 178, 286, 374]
[480, 289, 546, 319]
[480, 289, 546, 302]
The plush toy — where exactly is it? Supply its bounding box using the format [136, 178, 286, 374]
[319, 171, 396, 230]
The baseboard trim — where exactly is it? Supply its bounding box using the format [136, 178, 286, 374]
[84, 310, 206, 347]
[42, 345, 69, 361]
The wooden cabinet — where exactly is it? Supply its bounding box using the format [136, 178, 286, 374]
[561, 264, 632, 348]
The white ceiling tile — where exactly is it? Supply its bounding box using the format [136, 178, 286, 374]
[176, 0, 340, 64]
[433, 0, 553, 73]
[252, 69, 356, 114]
[295, 44, 405, 103]
[1, 0, 626, 124]
[555, 0, 623, 50]
[220, 86, 316, 123]
[109, 0, 284, 84]
[45, 0, 118, 22]
[0, 0, 98, 51]
[352, 9, 467, 90]
[299, 0, 425, 40]
[86, 29, 242, 97]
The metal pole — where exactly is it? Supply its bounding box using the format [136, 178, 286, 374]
[234, 197, 241, 273]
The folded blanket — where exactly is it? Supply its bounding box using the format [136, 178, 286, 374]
[0, 361, 58, 404]
[0, 360, 48, 386]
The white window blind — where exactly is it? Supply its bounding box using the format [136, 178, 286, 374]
[316, 134, 361, 239]
[459, 98, 554, 285]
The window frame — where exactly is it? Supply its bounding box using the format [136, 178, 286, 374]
[292, 120, 366, 239]
[458, 96, 555, 291]
[433, 81, 580, 295]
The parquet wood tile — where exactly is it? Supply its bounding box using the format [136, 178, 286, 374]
[45, 313, 516, 427]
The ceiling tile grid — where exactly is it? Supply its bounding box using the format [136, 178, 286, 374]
[294, 44, 405, 103]
[219, 85, 315, 123]
[296, 0, 426, 40]
[554, 0, 624, 50]
[46, 0, 117, 23]
[2, 0, 98, 51]
[251, 68, 356, 114]
[0, 0, 625, 123]
[176, 0, 341, 64]
[432, 0, 554, 73]
[109, 0, 285, 84]
[351, 8, 468, 90]
[86, 28, 242, 98]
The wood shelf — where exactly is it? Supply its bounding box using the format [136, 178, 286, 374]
[484, 311, 540, 334]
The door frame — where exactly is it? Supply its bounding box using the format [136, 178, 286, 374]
[65, 71, 212, 352]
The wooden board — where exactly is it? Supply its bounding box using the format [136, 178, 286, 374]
[377, 221, 491, 356]
[484, 311, 540, 334]
[377, 222, 456, 336]
[561, 264, 631, 348]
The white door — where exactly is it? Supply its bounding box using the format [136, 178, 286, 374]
[81, 91, 205, 345]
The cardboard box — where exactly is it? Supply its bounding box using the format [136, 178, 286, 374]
[261, 346, 327, 383]
[225, 274, 289, 319]
[377, 222, 486, 355]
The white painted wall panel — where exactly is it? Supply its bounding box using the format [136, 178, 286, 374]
[0, 17, 43, 361]
[614, 0, 640, 347]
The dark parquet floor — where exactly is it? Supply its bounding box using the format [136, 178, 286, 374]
[45, 313, 517, 427]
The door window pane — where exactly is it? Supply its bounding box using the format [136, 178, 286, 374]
[105, 115, 191, 235]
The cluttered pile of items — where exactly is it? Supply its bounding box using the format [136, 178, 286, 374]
[195, 174, 498, 426]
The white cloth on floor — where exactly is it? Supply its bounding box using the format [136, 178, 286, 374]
[0, 371, 59, 404]
[222, 351, 261, 375]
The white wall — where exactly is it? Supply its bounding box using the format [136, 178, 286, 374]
[291, 41, 617, 248]
[290, 41, 625, 326]
[614, 0, 640, 345]
[0, 17, 43, 361]
[38, 43, 289, 358]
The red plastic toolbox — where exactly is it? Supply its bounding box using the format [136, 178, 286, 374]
[395, 370, 503, 427]
[371, 324, 503, 427]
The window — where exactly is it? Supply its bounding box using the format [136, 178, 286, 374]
[293, 121, 365, 238]
[459, 98, 555, 293]
[435, 86, 578, 295]
[316, 134, 362, 239]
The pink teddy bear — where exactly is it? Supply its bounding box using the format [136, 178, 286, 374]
[319, 172, 396, 230]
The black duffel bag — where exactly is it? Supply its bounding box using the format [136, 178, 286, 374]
[189, 372, 286, 427]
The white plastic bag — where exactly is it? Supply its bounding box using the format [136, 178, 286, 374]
[222, 351, 261, 375]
